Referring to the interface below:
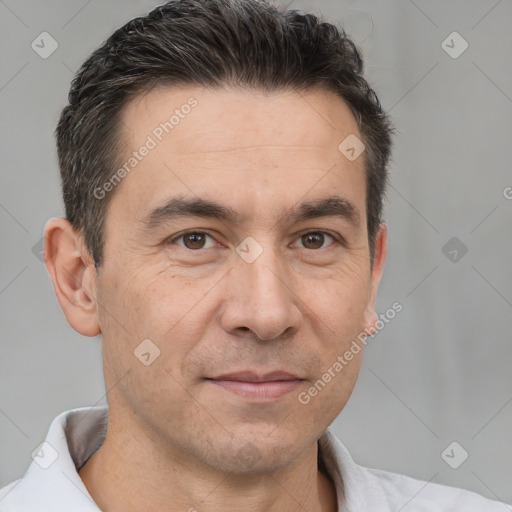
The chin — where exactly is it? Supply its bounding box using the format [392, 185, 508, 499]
[205, 431, 308, 475]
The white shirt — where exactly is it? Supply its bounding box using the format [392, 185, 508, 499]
[0, 405, 508, 511]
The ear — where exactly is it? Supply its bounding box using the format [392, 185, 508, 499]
[43, 217, 101, 337]
[363, 222, 387, 335]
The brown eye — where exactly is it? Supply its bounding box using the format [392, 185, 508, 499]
[182, 232, 207, 249]
[169, 232, 216, 250]
[301, 232, 325, 249]
[295, 231, 336, 250]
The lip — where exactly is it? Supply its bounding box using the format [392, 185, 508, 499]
[210, 371, 302, 382]
[206, 371, 304, 400]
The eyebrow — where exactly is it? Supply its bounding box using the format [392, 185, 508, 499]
[140, 194, 361, 231]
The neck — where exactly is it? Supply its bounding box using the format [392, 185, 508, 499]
[78, 417, 338, 512]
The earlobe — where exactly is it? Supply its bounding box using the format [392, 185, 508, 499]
[43, 217, 101, 337]
[363, 222, 388, 335]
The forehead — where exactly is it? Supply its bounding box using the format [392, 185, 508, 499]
[109, 85, 366, 228]
[121, 84, 361, 152]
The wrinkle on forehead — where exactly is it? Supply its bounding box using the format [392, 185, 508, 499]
[121, 85, 359, 146]
[169, 144, 335, 155]
[113, 84, 365, 203]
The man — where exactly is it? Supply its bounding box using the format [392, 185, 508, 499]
[0, 0, 508, 510]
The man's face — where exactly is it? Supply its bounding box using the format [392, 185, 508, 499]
[92, 86, 384, 473]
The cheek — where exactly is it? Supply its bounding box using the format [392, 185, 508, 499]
[298, 261, 370, 399]
[100, 260, 184, 327]
[303, 261, 371, 332]
[294, 351, 362, 435]
[94, 263, 172, 370]
[109, 263, 213, 370]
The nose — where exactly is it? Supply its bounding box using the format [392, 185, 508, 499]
[219, 244, 303, 341]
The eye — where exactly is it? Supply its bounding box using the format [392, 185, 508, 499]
[169, 231, 217, 250]
[292, 231, 337, 250]
[167, 230, 340, 252]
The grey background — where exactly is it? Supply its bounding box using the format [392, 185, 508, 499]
[1, 0, 511, 505]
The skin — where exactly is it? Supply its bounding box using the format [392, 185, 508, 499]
[44, 85, 387, 512]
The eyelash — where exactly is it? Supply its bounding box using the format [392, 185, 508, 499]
[167, 230, 343, 251]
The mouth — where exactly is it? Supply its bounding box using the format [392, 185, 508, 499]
[205, 371, 304, 400]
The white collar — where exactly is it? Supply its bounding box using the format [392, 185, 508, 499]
[10, 405, 497, 511]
